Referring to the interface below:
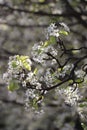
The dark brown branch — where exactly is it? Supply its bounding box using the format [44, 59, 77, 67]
[44, 77, 70, 91]
[70, 55, 87, 79]
[61, 0, 87, 27]
[44, 54, 87, 91]
[0, 3, 87, 17]
[46, 52, 62, 68]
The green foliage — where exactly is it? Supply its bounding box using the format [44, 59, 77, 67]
[75, 78, 84, 83]
[11, 61, 18, 68]
[82, 123, 87, 130]
[59, 30, 69, 35]
[8, 80, 19, 91]
[16, 55, 31, 71]
[33, 68, 38, 75]
[43, 36, 56, 47]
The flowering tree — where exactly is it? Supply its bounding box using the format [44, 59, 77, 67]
[3, 23, 87, 130]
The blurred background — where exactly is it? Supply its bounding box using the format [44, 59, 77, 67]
[0, 0, 87, 130]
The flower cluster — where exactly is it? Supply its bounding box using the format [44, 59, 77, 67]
[58, 86, 81, 106]
[46, 23, 60, 39]
[3, 22, 87, 125]
[3, 55, 44, 109]
[46, 22, 69, 39]
[43, 64, 74, 86]
[31, 42, 58, 67]
[3, 56, 40, 93]
[3, 55, 31, 85]
[75, 70, 86, 83]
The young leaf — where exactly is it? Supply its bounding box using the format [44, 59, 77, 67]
[11, 61, 18, 68]
[49, 36, 56, 44]
[59, 30, 69, 35]
[8, 80, 19, 91]
[17, 56, 31, 71]
[34, 68, 38, 75]
[43, 41, 50, 47]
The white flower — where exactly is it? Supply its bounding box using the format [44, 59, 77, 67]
[63, 64, 74, 72]
[22, 81, 26, 87]
[75, 70, 85, 78]
[3, 73, 8, 80]
[46, 23, 59, 38]
[36, 83, 41, 89]
[59, 22, 70, 32]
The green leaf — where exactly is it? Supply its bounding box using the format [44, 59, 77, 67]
[79, 103, 87, 107]
[32, 98, 39, 109]
[43, 36, 56, 47]
[12, 61, 17, 68]
[17, 56, 31, 71]
[81, 123, 87, 130]
[72, 50, 80, 54]
[69, 80, 73, 84]
[43, 41, 50, 47]
[8, 80, 19, 91]
[49, 36, 56, 44]
[59, 30, 69, 35]
[23, 62, 31, 71]
[33, 68, 38, 75]
[75, 78, 83, 83]
[58, 68, 62, 72]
